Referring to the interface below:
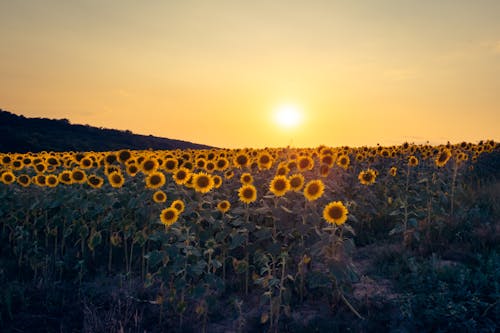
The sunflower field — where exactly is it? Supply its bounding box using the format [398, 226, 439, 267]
[0, 141, 498, 332]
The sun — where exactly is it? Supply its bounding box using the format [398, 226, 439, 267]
[274, 104, 303, 128]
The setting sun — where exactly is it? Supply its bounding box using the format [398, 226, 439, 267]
[274, 104, 303, 129]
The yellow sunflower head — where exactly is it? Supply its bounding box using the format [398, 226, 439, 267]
[1, 171, 16, 185]
[17, 174, 31, 187]
[217, 200, 231, 214]
[257, 152, 273, 170]
[108, 171, 125, 188]
[163, 158, 178, 172]
[408, 155, 419, 167]
[146, 171, 166, 189]
[193, 172, 215, 194]
[71, 168, 87, 184]
[358, 168, 377, 185]
[213, 175, 223, 189]
[233, 152, 250, 169]
[269, 175, 290, 197]
[118, 149, 132, 163]
[240, 172, 254, 185]
[389, 166, 397, 177]
[238, 184, 257, 204]
[160, 207, 179, 227]
[303, 179, 325, 201]
[297, 156, 314, 172]
[289, 173, 305, 192]
[336, 154, 350, 170]
[87, 175, 104, 189]
[141, 158, 159, 174]
[152, 190, 167, 203]
[435, 149, 451, 167]
[323, 201, 348, 225]
[171, 199, 185, 213]
[59, 170, 73, 184]
[216, 157, 229, 171]
[126, 163, 140, 177]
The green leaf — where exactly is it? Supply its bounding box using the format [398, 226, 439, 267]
[229, 233, 246, 250]
[145, 250, 165, 268]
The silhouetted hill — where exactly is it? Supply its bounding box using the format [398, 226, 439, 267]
[0, 109, 213, 153]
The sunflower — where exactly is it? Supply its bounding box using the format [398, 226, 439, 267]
[323, 201, 348, 225]
[1, 171, 16, 185]
[141, 158, 159, 174]
[80, 157, 93, 169]
[297, 156, 314, 172]
[217, 200, 231, 213]
[104, 153, 118, 165]
[87, 175, 104, 189]
[224, 170, 234, 179]
[213, 175, 223, 189]
[195, 158, 206, 170]
[269, 175, 290, 197]
[238, 184, 257, 204]
[389, 166, 397, 177]
[108, 171, 125, 188]
[152, 190, 167, 203]
[358, 169, 377, 185]
[11, 160, 23, 171]
[163, 158, 178, 172]
[289, 173, 305, 191]
[215, 157, 229, 171]
[240, 172, 253, 185]
[320, 154, 335, 167]
[193, 173, 214, 193]
[171, 199, 185, 213]
[160, 207, 179, 227]
[71, 168, 87, 184]
[34, 174, 46, 186]
[435, 149, 451, 167]
[205, 161, 216, 172]
[59, 170, 73, 184]
[34, 163, 47, 173]
[233, 152, 250, 168]
[303, 179, 325, 201]
[170, 167, 188, 185]
[408, 155, 419, 167]
[17, 174, 31, 187]
[146, 171, 166, 189]
[336, 154, 350, 170]
[126, 163, 140, 177]
[257, 152, 273, 170]
[118, 149, 132, 163]
[46, 174, 59, 187]
[275, 163, 290, 176]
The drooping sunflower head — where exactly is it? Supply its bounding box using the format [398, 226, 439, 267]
[152, 190, 167, 203]
[289, 173, 305, 192]
[108, 171, 125, 188]
[408, 155, 419, 167]
[160, 207, 179, 227]
[240, 172, 253, 185]
[323, 201, 348, 225]
[269, 175, 290, 197]
[303, 179, 325, 201]
[435, 148, 452, 167]
[238, 184, 257, 204]
[146, 171, 166, 189]
[358, 169, 377, 185]
[87, 175, 104, 189]
[319, 164, 330, 177]
[217, 200, 231, 214]
[193, 173, 214, 194]
[389, 166, 397, 177]
[171, 199, 185, 213]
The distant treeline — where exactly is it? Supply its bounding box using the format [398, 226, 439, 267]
[0, 109, 212, 153]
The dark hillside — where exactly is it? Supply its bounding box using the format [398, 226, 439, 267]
[0, 109, 212, 152]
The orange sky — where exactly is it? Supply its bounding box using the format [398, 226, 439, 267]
[1, 1, 499, 148]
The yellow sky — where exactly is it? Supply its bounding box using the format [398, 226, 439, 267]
[1, 1, 499, 148]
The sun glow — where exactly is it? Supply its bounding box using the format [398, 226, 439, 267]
[274, 104, 303, 128]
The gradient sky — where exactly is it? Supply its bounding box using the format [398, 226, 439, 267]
[1, 0, 499, 148]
